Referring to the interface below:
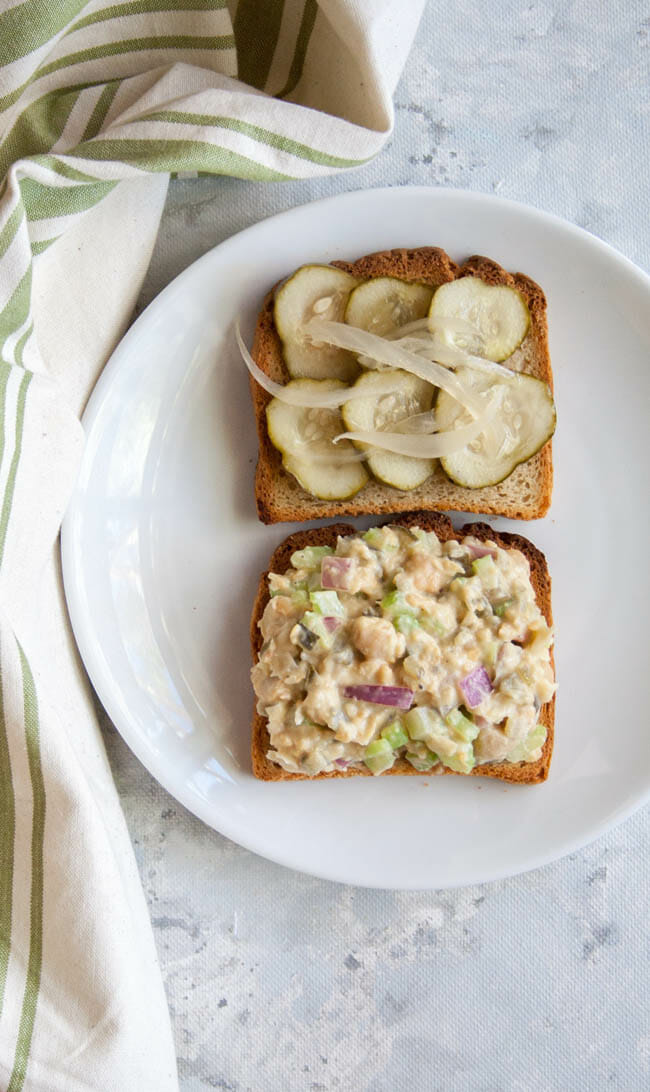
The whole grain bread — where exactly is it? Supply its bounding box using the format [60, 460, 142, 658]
[250, 247, 553, 524]
[250, 512, 555, 785]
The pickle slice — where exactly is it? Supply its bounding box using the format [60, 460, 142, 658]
[429, 277, 530, 362]
[266, 378, 368, 500]
[342, 370, 435, 490]
[344, 278, 433, 364]
[436, 367, 555, 488]
[274, 265, 360, 381]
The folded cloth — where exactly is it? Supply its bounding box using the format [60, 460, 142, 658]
[0, 2, 425, 1089]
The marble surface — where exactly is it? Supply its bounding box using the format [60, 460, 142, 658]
[103, 2, 650, 1089]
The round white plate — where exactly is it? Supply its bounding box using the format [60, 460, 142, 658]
[62, 187, 650, 889]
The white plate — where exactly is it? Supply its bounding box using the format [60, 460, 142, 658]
[62, 187, 650, 890]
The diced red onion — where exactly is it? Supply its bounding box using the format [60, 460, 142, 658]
[459, 666, 493, 708]
[334, 758, 349, 768]
[323, 616, 340, 633]
[466, 543, 497, 559]
[321, 556, 354, 590]
[342, 685, 414, 710]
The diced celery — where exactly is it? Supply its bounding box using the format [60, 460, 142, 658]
[493, 596, 515, 617]
[381, 589, 417, 616]
[307, 571, 323, 591]
[271, 582, 309, 604]
[364, 738, 395, 774]
[450, 575, 468, 589]
[445, 708, 479, 743]
[440, 743, 475, 774]
[309, 590, 345, 617]
[381, 720, 409, 750]
[410, 529, 440, 550]
[301, 611, 336, 648]
[395, 613, 420, 636]
[406, 750, 438, 771]
[363, 527, 384, 549]
[508, 722, 548, 763]
[471, 555, 496, 578]
[291, 545, 334, 570]
[404, 706, 445, 742]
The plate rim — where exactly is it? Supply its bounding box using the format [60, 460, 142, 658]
[62, 184, 650, 890]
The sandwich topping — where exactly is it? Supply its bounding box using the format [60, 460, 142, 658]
[251, 525, 556, 776]
[240, 264, 556, 500]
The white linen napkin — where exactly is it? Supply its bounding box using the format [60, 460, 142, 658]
[0, 2, 425, 1088]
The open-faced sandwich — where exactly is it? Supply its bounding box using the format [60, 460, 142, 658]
[250, 513, 556, 784]
[241, 247, 555, 524]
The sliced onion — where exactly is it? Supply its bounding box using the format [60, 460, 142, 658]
[321, 556, 354, 590]
[336, 394, 499, 458]
[322, 616, 341, 633]
[385, 317, 431, 340]
[393, 409, 438, 434]
[235, 323, 388, 408]
[334, 757, 349, 768]
[281, 441, 368, 465]
[403, 332, 517, 378]
[466, 543, 497, 559]
[386, 315, 481, 342]
[459, 666, 493, 709]
[342, 685, 414, 709]
[306, 318, 485, 415]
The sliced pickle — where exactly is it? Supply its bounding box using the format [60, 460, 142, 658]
[266, 378, 368, 500]
[274, 265, 360, 381]
[429, 277, 530, 362]
[344, 278, 433, 368]
[341, 370, 434, 490]
[436, 367, 555, 488]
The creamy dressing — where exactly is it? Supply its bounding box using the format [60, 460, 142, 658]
[252, 526, 556, 776]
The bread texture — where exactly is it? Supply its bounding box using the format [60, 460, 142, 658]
[251, 247, 553, 524]
[250, 512, 555, 785]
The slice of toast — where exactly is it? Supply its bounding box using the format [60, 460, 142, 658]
[250, 512, 555, 785]
[250, 247, 553, 524]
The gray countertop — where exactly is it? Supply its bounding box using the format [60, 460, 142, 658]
[103, 3, 650, 1089]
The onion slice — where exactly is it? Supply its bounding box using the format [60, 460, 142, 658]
[321, 556, 354, 589]
[459, 666, 493, 709]
[342, 685, 414, 710]
[336, 394, 499, 458]
[306, 318, 486, 415]
[393, 409, 438, 434]
[236, 323, 393, 408]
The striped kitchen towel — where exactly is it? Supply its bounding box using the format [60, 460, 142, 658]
[0, 2, 425, 1089]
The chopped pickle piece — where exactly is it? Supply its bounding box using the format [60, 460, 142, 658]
[493, 596, 516, 617]
[301, 611, 336, 649]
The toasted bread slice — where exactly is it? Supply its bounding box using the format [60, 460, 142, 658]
[250, 247, 553, 524]
[250, 512, 555, 785]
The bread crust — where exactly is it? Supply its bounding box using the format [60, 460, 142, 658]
[251, 247, 553, 524]
[251, 512, 555, 785]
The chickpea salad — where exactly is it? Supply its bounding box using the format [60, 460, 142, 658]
[251, 525, 556, 777]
